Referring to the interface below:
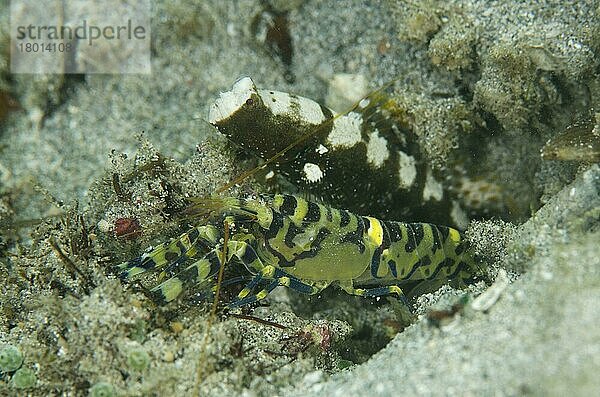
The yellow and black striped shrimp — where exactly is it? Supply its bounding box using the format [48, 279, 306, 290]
[117, 194, 479, 308]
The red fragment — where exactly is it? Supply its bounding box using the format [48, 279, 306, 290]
[115, 217, 142, 239]
[316, 324, 332, 351]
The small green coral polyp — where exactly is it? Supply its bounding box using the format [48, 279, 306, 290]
[0, 345, 23, 372]
[127, 348, 150, 371]
[89, 382, 116, 397]
[11, 367, 36, 389]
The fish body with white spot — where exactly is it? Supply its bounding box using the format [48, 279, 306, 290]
[209, 77, 461, 225]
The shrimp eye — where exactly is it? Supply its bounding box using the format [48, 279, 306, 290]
[245, 98, 254, 106]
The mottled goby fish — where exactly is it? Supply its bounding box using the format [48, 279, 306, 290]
[208, 77, 460, 226]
